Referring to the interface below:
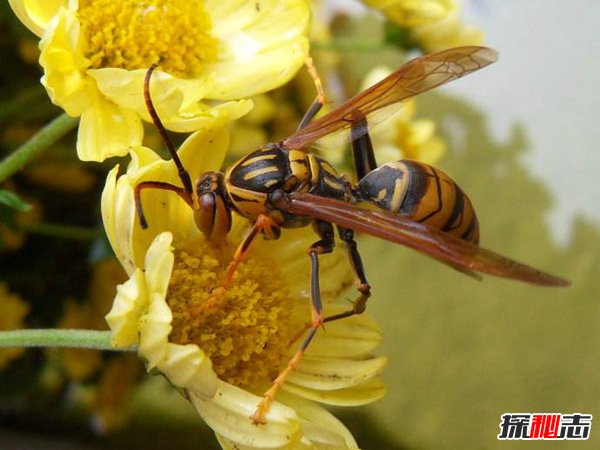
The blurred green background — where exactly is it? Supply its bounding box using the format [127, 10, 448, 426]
[347, 1, 600, 449]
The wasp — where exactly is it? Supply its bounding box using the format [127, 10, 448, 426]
[135, 46, 570, 424]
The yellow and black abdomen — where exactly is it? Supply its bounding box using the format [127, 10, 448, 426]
[356, 160, 479, 243]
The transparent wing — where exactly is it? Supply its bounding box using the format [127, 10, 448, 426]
[283, 46, 498, 150]
[282, 193, 570, 287]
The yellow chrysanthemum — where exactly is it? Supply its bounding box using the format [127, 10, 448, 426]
[411, 10, 484, 52]
[362, 0, 483, 51]
[321, 66, 445, 173]
[101, 127, 386, 448]
[361, 67, 446, 165]
[8, 0, 310, 161]
[0, 283, 30, 369]
[361, 0, 457, 27]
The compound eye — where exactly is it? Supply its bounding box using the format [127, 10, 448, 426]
[194, 192, 231, 242]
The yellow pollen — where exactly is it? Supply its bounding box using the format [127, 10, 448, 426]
[167, 238, 304, 391]
[78, 0, 217, 77]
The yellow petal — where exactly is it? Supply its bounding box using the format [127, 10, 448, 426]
[105, 268, 148, 348]
[270, 228, 353, 301]
[307, 309, 383, 358]
[277, 391, 359, 450]
[89, 68, 208, 120]
[206, 40, 308, 100]
[138, 292, 172, 369]
[89, 64, 252, 134]
[189, 381, 302, 448]
[289, 356, 387, 391]
[204, 0, 309, 100]
[77, 95, 143, 161]
[8, 0, 66, 37]
[143, 232, 175, 302]
[101, 165, 137, 274]
[137, 233, 175, 368]
[39, 7, 93, 115]
[177, 126, 230, 179]
[284, 378, 387, 406]
[363, 0, 457, 27]
[159, 342, 218, 399]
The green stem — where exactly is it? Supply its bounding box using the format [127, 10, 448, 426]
[24, 223, 103, 241]
[0, 113, 78, 183]
[0, 329, 134, 351]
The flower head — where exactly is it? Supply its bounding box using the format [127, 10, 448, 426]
[362, 0, 484, 52]
[101, 127, 386, 448]
[362, 0, 457, 28]
[9, 0, 310, 161]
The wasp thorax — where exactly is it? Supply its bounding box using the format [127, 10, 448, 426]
[194, 172, 232, 242]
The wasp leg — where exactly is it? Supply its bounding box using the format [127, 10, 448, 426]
[297, 56, 328, 131]
[307, 220, 336, 324]
[323, 226, 371, 323]
[223, 214, 280, 288]
[351, 115, 378, 181]
[134, 181, 193, 229]
[193, 214, 280, 317]
[252, 220, 335, 425]
[252, 326, 319, 425]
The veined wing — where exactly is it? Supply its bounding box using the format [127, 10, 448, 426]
[283, 46, 498, 150]
[282, 193, 570, 287]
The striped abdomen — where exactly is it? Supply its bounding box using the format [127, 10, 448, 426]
[356, 160, 479, 243]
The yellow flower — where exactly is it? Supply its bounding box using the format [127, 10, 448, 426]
[365, 67, 446, 164]
[362, 0, 483, 51]
[0, 282, 30, 370]
[101, 126, 386, 448]
[321, 66, 446, 173]
[361, 0, 457, 27]
[8, 0, 310, 161]
[411, 9, 484, 52]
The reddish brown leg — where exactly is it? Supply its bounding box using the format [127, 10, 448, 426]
[252, 327, 319, 425]
[134, 181, 193, 229]
[191, 214, 281, 317]
[296, 56, 328, 131]
[221, 214, 280, 289]
[252, 220, 334, 425]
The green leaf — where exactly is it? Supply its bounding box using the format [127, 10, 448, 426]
[0, 189, 32, 212]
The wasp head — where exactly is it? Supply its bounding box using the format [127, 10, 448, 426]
[194, 171, 232, 242]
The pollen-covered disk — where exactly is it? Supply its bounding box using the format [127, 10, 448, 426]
[8, 0, 310, 161]
[101, 124, 387, 449]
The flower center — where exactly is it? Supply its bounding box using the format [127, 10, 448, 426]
[78, 0, 217, 77]
[166, 238, 305, 392]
